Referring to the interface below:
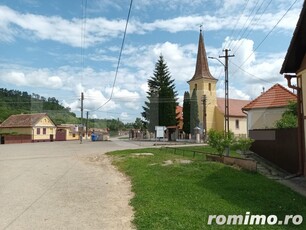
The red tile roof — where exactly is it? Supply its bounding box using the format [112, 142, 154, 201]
[176, 105, 183, 120]
[217, 98, 250, 117]
[243, 84, 297, 111]
[0, 113, 52, 128]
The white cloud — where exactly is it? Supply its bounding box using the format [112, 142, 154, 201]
[0, 3, 301, 47]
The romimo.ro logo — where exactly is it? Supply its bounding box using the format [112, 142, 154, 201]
[207, 212, 303, 226]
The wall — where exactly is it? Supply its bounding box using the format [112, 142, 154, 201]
[33, 116, 56, 141]
[298, 55, 306, 176]
[229, 117, 248, 137]
[247, 107, 285, 130]
[189, 78, 217, 131]
[249, 128, 299, 174]
[0, 127, 32, 135]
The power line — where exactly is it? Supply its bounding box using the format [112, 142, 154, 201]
[225, 0, 251, 49]
[237, 0, 299, 69]
[91, 0, 134, 112]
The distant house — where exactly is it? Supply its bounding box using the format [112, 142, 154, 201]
[176, 105, 183, 130]
[216, 98, 250, 137]
[242, 84, 297, 131]
[0, 113, 56, 143]
[280, 1, 306, 176]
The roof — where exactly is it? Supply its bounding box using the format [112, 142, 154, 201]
[188, 30, 217, 82]
[217, 98, 250, 117]
[176, 105, 183, 120]
[280, 1, 306, 73]
[0, 113, 53, 128]
[243, 84, 297, 111]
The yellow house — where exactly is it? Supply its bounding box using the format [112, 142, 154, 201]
[187, 29, 249, 136]
[56, 124, 80, 141]
[280, 1, 306, 176]
[0, 113, 56, 142]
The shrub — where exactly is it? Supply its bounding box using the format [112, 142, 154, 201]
[233, 137, 254, 154]
[207, 129, 235, 155]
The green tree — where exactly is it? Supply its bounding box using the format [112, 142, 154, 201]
[190, 89, 199, 134]
[142, 55, 178, 132]
[133, 117, 144, 130]
[275, 101, 298, 128]
[182, 91, 191, 135]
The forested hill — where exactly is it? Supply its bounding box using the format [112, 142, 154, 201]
[0, 88, 78, 124]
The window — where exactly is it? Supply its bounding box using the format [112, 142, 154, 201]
[235, 119, 240, 129]
[37, 128, 40, 135]
[43, 128, 46, 135]
[194, 84, 197, 90]
[208, 83, 211, 91]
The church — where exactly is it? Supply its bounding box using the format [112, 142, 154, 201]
[187, 29, 250, 137]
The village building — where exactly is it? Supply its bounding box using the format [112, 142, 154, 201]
[0, 113, 56, 143]
[56, 124, 80, 141]
[187, 29, 250, 136]
[280, 0, 306, 176]
[243, 84, 297, 131]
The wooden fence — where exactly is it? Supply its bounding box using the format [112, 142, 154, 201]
[249, 128, 299, 174]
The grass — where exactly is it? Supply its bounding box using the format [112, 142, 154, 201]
[108, 147, 306, 230]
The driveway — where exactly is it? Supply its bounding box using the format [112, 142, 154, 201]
[0, 138, 146, 230]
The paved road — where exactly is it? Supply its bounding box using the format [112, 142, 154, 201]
[0, 139, 145, 230]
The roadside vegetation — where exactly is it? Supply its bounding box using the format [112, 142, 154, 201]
[108, 147, 306, 230]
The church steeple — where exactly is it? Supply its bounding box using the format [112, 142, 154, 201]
[188, 29, 216, 82]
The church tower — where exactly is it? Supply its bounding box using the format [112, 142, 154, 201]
[188, 29, 218, 132]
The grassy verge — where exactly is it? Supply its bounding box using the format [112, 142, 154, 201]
[108, 148, 306, 230]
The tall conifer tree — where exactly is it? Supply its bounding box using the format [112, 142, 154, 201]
[182, 91, 191, 135]
[142, 55, 178, 132]
[190, 89, 199, 134]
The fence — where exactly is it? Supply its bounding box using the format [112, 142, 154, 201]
[249, 128, 299, 174]
[1, 134, 32, 144]
[162, 147, 257, 172]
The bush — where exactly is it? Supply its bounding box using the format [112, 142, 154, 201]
[207, 129, 235, 155]
[208, 129, 254, 155]
[232, 138, 254, 154]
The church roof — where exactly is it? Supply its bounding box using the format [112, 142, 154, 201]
[217, 98, 250, 117]
[243, 84, 297, 110]
[188, 30, 216, 82]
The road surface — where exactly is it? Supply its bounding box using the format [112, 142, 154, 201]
[0, 138, 145, 230]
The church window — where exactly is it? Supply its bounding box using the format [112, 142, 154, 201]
[208, 83, 211, 91]
[195, 84, 197, 90]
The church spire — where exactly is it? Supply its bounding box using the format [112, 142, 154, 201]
[189, 29, 216, 82]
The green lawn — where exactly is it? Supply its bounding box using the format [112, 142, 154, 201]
[108, 148, 306, 230]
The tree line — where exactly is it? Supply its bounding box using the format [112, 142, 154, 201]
[0, 88, 135, 132]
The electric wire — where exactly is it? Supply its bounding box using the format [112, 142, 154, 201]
[91, 0, 133, 112]
[237, 0, 299, 69]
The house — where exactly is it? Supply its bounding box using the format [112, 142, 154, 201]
[187, 29, 250, 136]
[242, 84, 297, 131]
[0, 113, 56, 143]
[176, 105, 183, 130]
[280, 1, 306, 176]
[216, 98, 250, 137]
[56, 124, 80, 141]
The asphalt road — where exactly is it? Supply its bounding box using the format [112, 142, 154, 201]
[0, 138, 145, 230]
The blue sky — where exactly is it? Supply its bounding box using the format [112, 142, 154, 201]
[0, 0, 303, 122]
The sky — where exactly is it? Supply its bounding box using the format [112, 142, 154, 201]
[0, 0, 304, 123]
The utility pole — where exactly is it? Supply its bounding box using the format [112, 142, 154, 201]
[80, 92, 84, 144]
[201, 95, 207, 142]
[219, 49, 234, 155]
